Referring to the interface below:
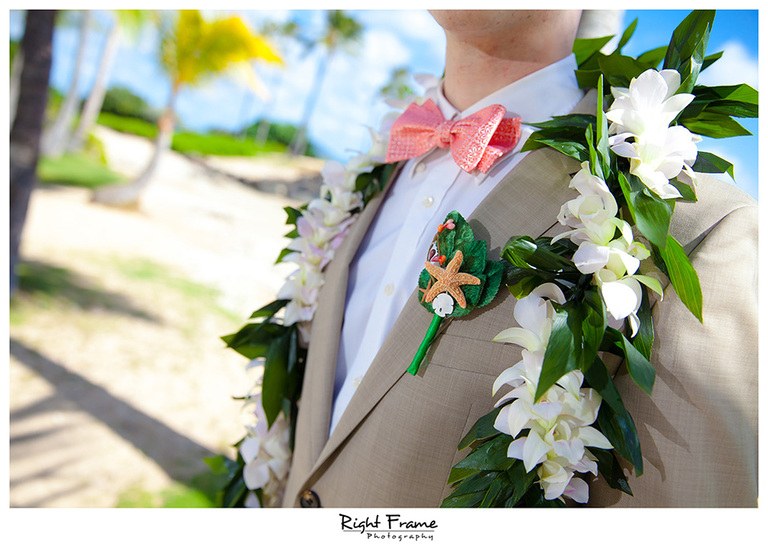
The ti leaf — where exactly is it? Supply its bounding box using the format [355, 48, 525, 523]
[448, 434, 513, 485]
[603, 327, 656, 397]
[656, 234, 703, 322]
[536, 307, 579, 401]
[591, 447, 633, 496]
[663, 10, 715, 92]
[692, 151, 734, 179]
[457, 407, 503, 451]
[583, 356, 643, 475]
[622, 174, 674, 249]
[261, 330, 291, 427]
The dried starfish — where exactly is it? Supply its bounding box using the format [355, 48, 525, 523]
[422, 250, 480, 309]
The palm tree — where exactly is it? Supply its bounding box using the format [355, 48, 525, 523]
[9, 39, 24, 128]
[68, 10, 149, 153]
[92, 10, 282, 207]
[10, 10, 56, 296]
[41, 10, 92, 157]
[251, 18, 303, 146]
[289, 10, 363, 156]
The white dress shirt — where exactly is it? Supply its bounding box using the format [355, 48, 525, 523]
[329, 54, 584, 435]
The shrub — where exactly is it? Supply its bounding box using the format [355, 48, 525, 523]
[101, 86, 159, 124]
[97, 112, 158, 139]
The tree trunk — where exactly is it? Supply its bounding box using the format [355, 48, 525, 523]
[69, 16, 121, 153]
[290, 48, 332, 156]
[9, 48, 24, 129]
[10, 10, 56, 296]
[91, 86, 177, 208]
[41, 10, 91, 157]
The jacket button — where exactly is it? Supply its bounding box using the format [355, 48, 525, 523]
[299, 489, 321, 508]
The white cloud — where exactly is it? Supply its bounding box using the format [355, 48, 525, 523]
[698, 40, 758, 89]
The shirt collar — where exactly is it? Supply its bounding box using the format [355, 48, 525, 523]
[421, 54, 584, 183]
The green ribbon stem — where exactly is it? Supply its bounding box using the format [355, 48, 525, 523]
[407, 314, 443, 375]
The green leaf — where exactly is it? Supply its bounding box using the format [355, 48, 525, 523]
[663, 10, 715, 72]
[616, 18, 638, 52]
[448, 434, 513, 484]
[598, 53, 652, 87]
[604, 327, 656, 396]
[502, 236, 578, 277]
[261, 331, 290, 427]
[441, 471, 499, 508]
[573, 35, 614, 67]
[457, 407, 503, 451]
[627, 176, 674, 249]
[283, 205, 302, 225]
[220, 473, 248, 508]
[682, 112, 752, 138]
[585, 124, 602, 181]
[582, 356, 643, 475]
[527, 113, 596, 131]
[520, 486, 567, 507]
[657, 234, 703, 322]
[506, 271, 545, 300]
[670, 178, 698, 202]
[591, 448, 633, 496]
[597, 403, 643, 477]
[581, 288, 607, 359]
[575, 68, 602, 90]
[501, 460, 538, 507]
[701, 50, 724, 72]
[248, 299, 289, 320]
[521, 133, 589, 162]
[617, 172, 634, 219]
[664, 11, 714, 94]
[536, 308, 578, 401]
[275, 247, 295, 264]
[636, 46, 668, 68]
[221, 320, 285, 360]
[631, 289, 654, 361]
[204, 454, 240, 477]
[692, 151, 734, 179]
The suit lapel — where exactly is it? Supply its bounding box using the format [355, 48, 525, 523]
[293, 164, 403, 467]
[296, 89, 598, 489]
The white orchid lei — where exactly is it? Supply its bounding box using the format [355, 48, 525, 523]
[211, 11, 756, 508]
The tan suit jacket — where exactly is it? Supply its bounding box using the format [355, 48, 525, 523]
[281, 91, 758, 508]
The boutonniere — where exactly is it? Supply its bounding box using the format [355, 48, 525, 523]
[409, 211, 504, 375]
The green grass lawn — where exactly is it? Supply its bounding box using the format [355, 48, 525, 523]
[98, 112, 288, 156]
[97, 111, 158, 139]
[37, 153, 126, 189]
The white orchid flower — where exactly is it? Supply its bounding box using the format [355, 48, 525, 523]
[493, 283, 565, 351]
[607, 69, 694, 136]
[239, 391, 292, 507]
[553, 163, 627, 248]
[607, 69, 699, 199]
[492, 283, 614, 503]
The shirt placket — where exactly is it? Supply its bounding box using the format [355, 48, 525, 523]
[330, 156, 461, 425]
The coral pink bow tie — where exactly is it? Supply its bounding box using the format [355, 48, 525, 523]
[385, 99, 522, 174]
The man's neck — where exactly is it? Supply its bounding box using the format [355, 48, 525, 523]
[440, 14, 580, 112]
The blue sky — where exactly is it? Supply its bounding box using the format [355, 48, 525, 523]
[10, 9, 759, 199]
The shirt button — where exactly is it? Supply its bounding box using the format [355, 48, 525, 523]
[421, 196, 434, 208]
[384, 283, 394, 296]
[352, 376, 362, 388]
[414, 162, 426, 174]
